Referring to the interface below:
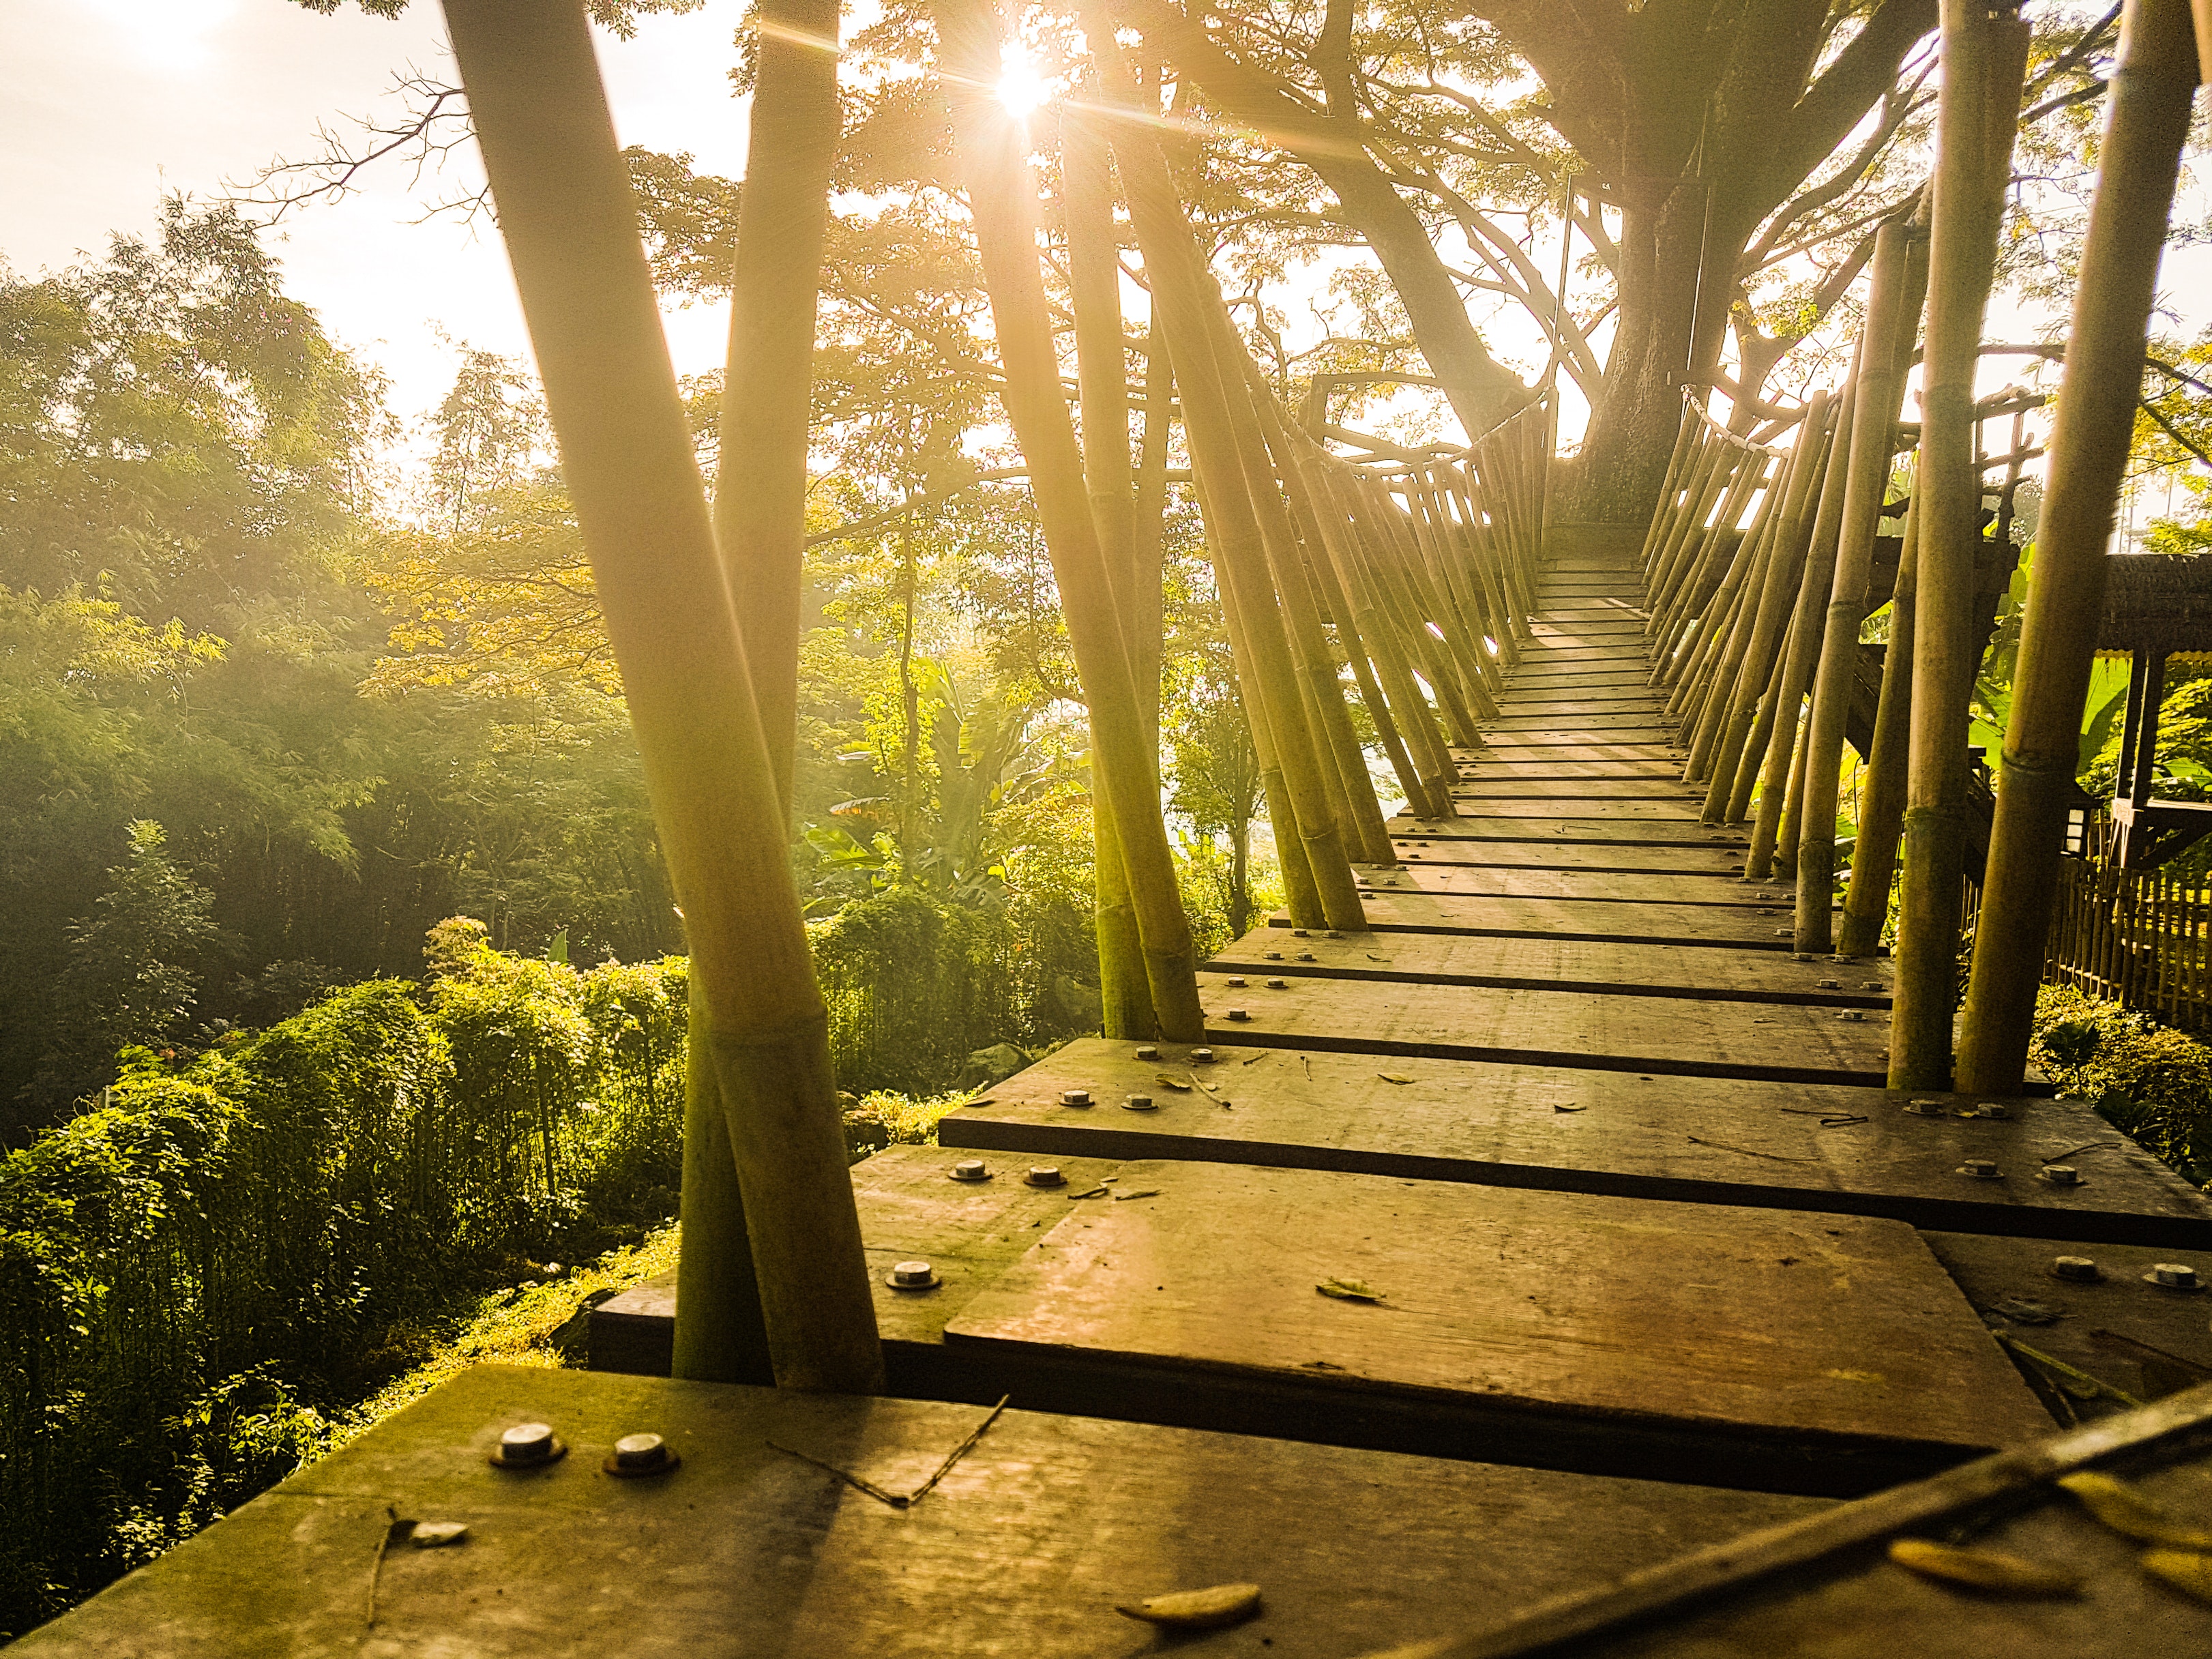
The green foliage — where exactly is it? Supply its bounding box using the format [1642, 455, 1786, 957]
[2031, 986, 2212, 1188]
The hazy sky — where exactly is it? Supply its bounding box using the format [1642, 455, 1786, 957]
[1, 0, 750, 427]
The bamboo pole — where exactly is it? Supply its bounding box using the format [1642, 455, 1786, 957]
[1891, 0, 2031, 1089]
[441, 0, 881, 1394]
[1957, 0, 2202, 1090]
[1837, 491, 1923, 956]
[932, 0, 1209, 1035]
[1794, 216, 1926, 954]
[1065, 99, 1158, 1038]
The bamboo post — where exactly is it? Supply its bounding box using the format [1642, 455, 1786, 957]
[1795, 214, 1927, 953]
[441, 0, 881, 1394]
[932, 0, 1209, 1034]
[1958, 0, 2202, 1089]
[1837, 490, 1923, 956]
[1891, 0, 2032, 1089]
[1065, 99, 1158, 1037]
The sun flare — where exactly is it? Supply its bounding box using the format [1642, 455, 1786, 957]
[997, 46, 1052, 117]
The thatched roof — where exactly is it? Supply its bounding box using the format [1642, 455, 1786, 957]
[2097, 553, 2212, 658]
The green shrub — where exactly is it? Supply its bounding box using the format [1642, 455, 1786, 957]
[2031, 985, 2212, 1186]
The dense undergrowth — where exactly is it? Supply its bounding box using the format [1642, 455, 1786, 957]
[2031, 985, 2212, 1187]
[0, 887, 1076, 1637]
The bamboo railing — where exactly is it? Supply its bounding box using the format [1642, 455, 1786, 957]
[2044, 834, 2212, 1034]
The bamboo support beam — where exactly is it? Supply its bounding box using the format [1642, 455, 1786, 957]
[1891, 0, 2031, 1089]
[441, 0, 881, 1394]
[1958, 0, 2202, 1091]
[933, 0, 1209, 1035]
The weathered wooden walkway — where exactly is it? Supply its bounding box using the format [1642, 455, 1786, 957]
[27, 544, 2212, 1656]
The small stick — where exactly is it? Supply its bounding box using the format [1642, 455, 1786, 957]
[2040, 1139, 2121, 1165]
[768, 1394, 1013, 1510]
[366, 1507, 409, 1628]
[905, 1395, 1011, 1504]
[765, 1441, 909, 1507]
[1687, 1134, 1811, 1163]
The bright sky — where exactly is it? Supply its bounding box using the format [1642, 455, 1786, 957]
[0, 0, 749, 429]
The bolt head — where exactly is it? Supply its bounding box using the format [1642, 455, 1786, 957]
[1816, 978, 1840, 989]
[613, 1433, 670, 1471]
[1862, 981, 1884, 991]
[887, 1260, 939, 1289]
[1296, 952, 1315, 962]
[2147, 1263, 2202, 1289]
[1225, 1008, 1250, 1021]
[1024, 1165, 1065, 1187]
[1958, 1160, 2003, 1179]
[2041, 1164, 2084, 1186]
[1123, 1094, 1157, 1112]
[1134, 1046, 1160, 1060]
[1263, 952, 1283, 960]
[501, 1423, 555, 1462]
[1265, 978, 1288, 990]
[1792, 952, 1814, 962]
[1291, 928, 1310, 937]
[1324, 930, 1341, 938]
[1977, 1102, 2011, 1120]
[1059, 1089, 1092, 1107]
[2052, 1255, 2101, 1282]
[1190, 1047, 1216, 1063]
[1226, 976, 1248, 988]
[950, 1158, 991, 1182]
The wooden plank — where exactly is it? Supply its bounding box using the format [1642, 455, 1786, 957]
[1415, 1387, 2212, 1659]
[1210, 926, 1889, 1003]
[1358, 865, 1786, 905]
[1453, 761, 1690, 779]
[943, 1162, 2053, 1471]
[1453, 746, 1681, 765]
[1482, 715, 1679, 734]
[1449, 779, 1705, 800]
[941, 1041, 2210, 1247]
[1389, 841, 1750, 875]
[1194, 971, 1889, 1083]
[1920, 1230, 2212, 1420]
[1431, 796, 1702, 820]
[1330, 890, 1810, 950]
[1392, 815, 1750, 849]
[12, 1364, 1830, 1659]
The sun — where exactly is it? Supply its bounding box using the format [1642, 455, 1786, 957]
[997, 45, 1053, 117]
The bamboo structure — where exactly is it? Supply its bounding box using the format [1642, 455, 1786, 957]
[1958, 0, 2204, 1091]
[439, 0, 883, 1394]
[932, 0, 1211, 1031]
[1891, 0, 2031, 1090]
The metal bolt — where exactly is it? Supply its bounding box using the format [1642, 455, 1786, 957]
[1191, 1047, 1217, 1063]
[492, 1422, 566, 1468]
[1816, 978, 1841, 989]
[2052, 1256, 2102, 1282]
[1134, 1045, 1159, 1060]
[1024, 1165, 1065, 1187]
[1297, 952, 1315, 962]
[887, 1260, 939, 1289]
[1977, 1102, 2011, 1121]
[949, 1159, 992, 1182]
[606, 1432, 678, 1477]
[1836, 1010, 1866, 1022]
[1904, 1099, 1945, 1116]
[1265, 978, 1288, 990]
[1324, 930, 1342, 938]
[1862, 981, 1885, 991]
[1059, 1089, 1092, 1108]
[1225, 976, 1248, 988]
[1225, 1008, 1251, 1022]
[1792, 952, 1814, 963]
[1774, 927, 1792, 936]
[1291, 928, 1310, 937]
[2040, 1164, 2084, 1187]
[2146, 1263, 2203, 1290]
[1123, 1094, 1157, 1112]
[1264, 950, 1283, 960]
[1958, 1160, 2003, 1180]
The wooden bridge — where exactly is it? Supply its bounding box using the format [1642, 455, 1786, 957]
[29, 533, 2212, 1658]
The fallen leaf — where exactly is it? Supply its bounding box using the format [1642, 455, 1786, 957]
[1300, 1359, 1346, 1370]
[410, 1521, 469, 1548]
[2059, 1472, 2212, 1550]
[1316, 1278, 1385, 1303]
[1114, 1188, 1163, 1201]
[1153, 1074, 1193, 1091]
[955, 1096, 993, 1109]
[1067, 1186, 1109, 1200]
[1993, 1297, 2060, 1326]
[1886, 1538, 2080, 1598]
[1366, 954, 1393, 962]
[1378, 1072, 1416, 1085]
[1554, 1103, 1586, 1113]
[1115, 1583, 1263, 1630]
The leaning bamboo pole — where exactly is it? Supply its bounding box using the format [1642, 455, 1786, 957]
[932, 0, 1209, 1033]
[1084, 38, 1369, 932]
[1958, 0, 2202, 1091]
[675, 0, 844, 1388]
[441, 0, 881, 1394]
[1065, 99, 1157, 1038]
[1891, 0, 2030, 1089]
[1794, 216, 1926, 954]
[1837, 490, 1923, 956]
